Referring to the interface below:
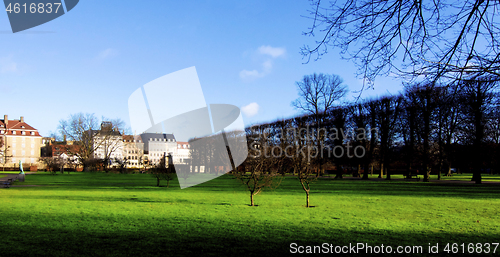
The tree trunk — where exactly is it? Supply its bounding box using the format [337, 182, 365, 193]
[306, 190, 310, 207]
[156, 177, 160, 187]
[446, 163, 452, 177]
[423, 166, 431, 182]
[362, 162, 369, 180]
[379, 163, 383, 178]
[334, 165, 343, 179]
[250, 192, 254, 206]
[437, 161, 442, 180]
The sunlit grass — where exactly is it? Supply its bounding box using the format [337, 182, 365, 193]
[1, 172, 499, 256]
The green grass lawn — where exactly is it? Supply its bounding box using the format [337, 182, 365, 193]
[1, 172, 499, 256]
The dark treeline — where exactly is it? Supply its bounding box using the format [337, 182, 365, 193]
[241, 77, 500, 184]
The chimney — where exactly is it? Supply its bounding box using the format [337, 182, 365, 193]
[63, 135, 67, 142]
[20, 116, 24, 123]
[3, 115, 7, 126]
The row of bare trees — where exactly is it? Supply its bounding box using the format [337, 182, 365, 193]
[231, 77, 498, 207]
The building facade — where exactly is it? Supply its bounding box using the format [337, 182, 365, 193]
[140, 133, 177, 166]
[174, 142, 190, 164]
[0, 115, 42, 166]
[91, 122, 124, 166]
[123, 135, 144, 168]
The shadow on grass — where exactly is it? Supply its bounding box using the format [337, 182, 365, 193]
[1, 221, 498, 257]
[274, 179, 500, 200]
[19, 173, 500, 200]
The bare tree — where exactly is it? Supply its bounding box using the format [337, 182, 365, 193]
[302, 0, 500, 86]
[292, 73, 348, 122]
[458, 76, 499, 183]
[233, 124, 284, 206]
[0, 137, 12, 172]
[39, 157, 60, 175]
[58, 113, 127, 172]
[290, 116, 318, 208]
[150, 154, 175, 187]
[292, 73, 348, 176]
[114, 157, 129, 174]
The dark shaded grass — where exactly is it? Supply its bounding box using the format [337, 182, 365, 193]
[2, 220, 498, 257]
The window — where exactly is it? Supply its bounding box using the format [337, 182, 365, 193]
[22, 131, 26, 135]
[12, 131, 16, 135]
[31, 132, 35, 135]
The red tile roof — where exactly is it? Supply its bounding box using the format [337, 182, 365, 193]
[0, 119, 42, 137]
[123, 135, 143, 143]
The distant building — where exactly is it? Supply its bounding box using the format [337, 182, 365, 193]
[123, 134, 144, 168]
[0, 115, 42, 166]
[90, 122, 124, 165]
[140, 133, 177, 166]
[175, 142, 190, 164]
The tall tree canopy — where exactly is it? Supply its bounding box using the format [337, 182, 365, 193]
[301, 0, 500, 86]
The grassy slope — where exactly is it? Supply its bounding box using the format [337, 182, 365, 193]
[1, 172, 499, 256]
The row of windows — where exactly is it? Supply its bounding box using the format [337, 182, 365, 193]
[10, 158, 36, 163]
[0, 130, 36, 135]
[149, 138, 175, 142]
[12, 143, 35, 148]
[11, 150, 35, 156]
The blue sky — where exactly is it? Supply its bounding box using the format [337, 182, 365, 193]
[0, 0, 403, 137]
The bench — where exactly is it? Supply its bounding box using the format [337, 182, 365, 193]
[3, 178, 13, 188]
[404, 174, 420, 181]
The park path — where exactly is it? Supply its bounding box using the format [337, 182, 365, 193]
[0, 172, 39, 187]
[0, 173, 20, 182]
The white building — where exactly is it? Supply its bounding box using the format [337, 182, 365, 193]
[174, 142, 190, 164]
[123, 135, 144, 168]
[140, 133, 177, 166]
[0, 115, 43, 166]
[91, 122, 124, 166]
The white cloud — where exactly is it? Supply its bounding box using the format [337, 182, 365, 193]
[258, 45, 286, 58]
[241, 102, 260, 117]
[240, 45, 286, 81]
[97, 48, 118, 60]
[239, 69, 264, 80]
[262, 59, 273, 72]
